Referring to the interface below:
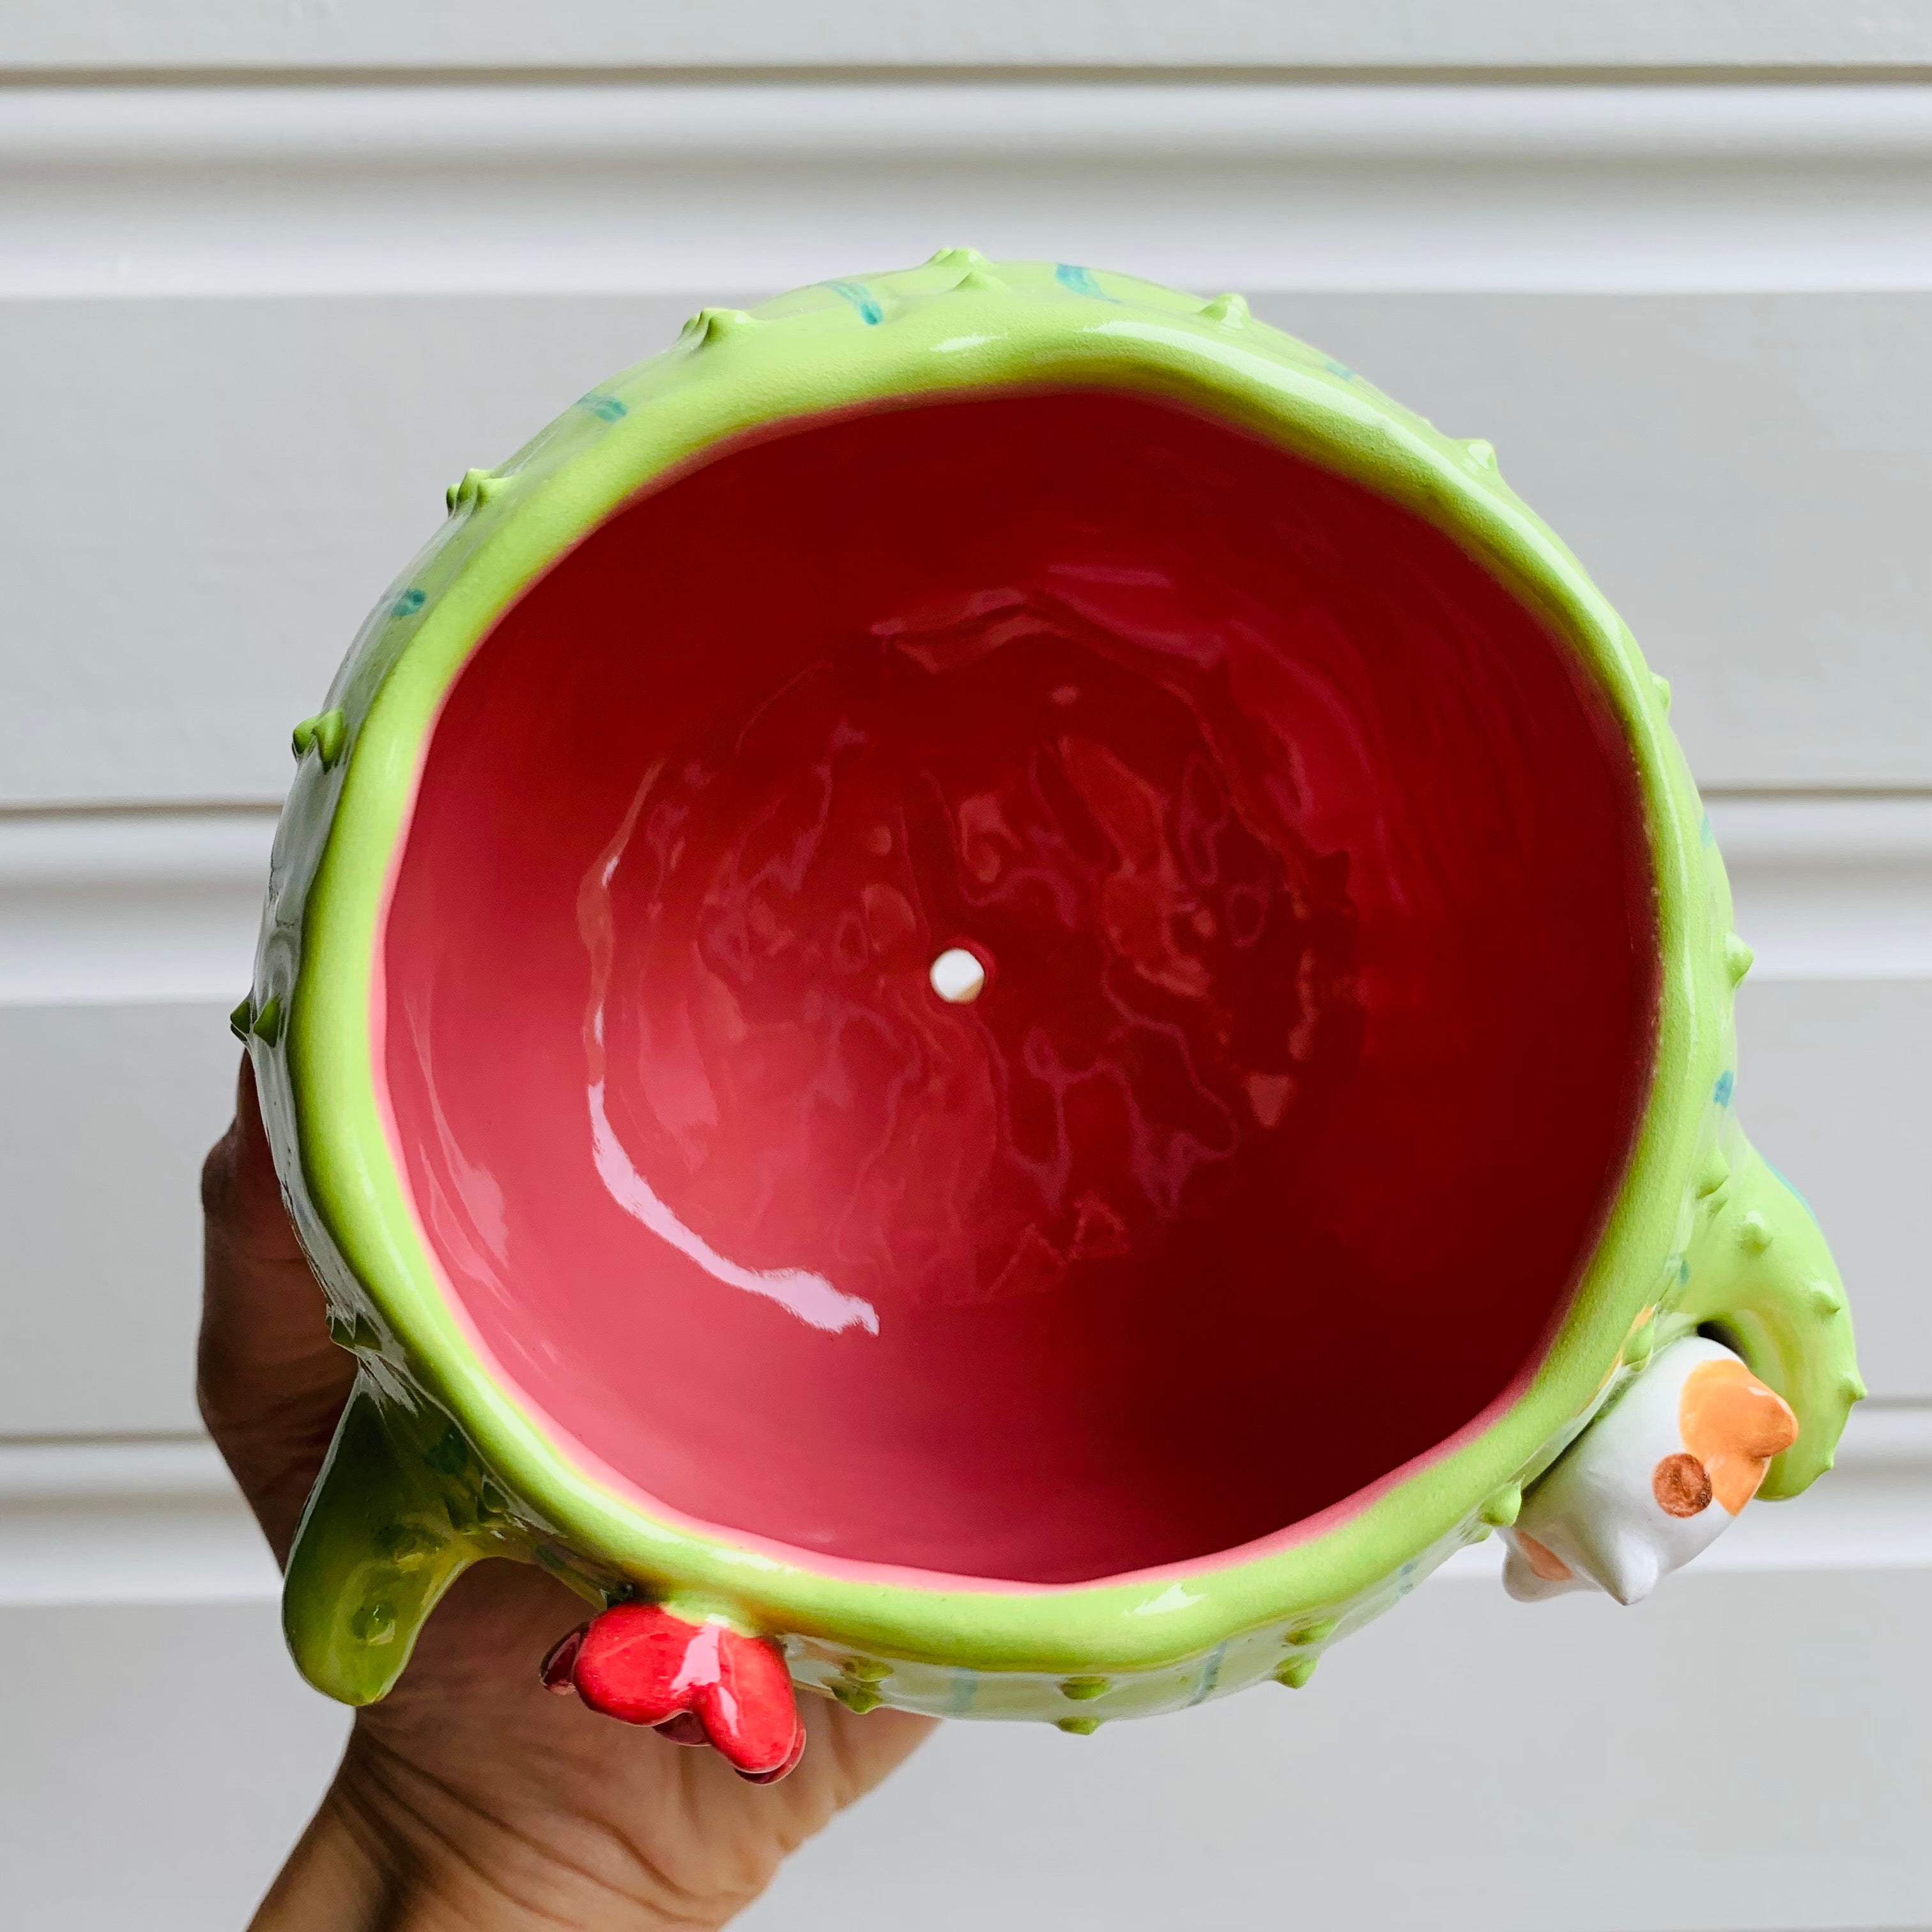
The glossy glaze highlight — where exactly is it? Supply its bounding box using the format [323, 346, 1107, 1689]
[379, 388, 1656, 1584]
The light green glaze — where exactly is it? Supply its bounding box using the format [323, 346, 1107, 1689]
[250, 253, 1860, 1724]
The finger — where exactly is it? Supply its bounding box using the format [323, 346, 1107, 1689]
[199, 1052, 356, 1561]
[201, 1048, 307, 1266]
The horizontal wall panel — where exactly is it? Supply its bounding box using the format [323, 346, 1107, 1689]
[0, 295, 691, 809]
[3, 1570, 1924, 1932]
[1736, 977, 1932, 1395]
[4, 2, 1929, 74]
[0, 1002, 237, 1435]
[1, 291, 1924, 806]
[1269, 295, 1932, 793]
[5, 87, 1929, 302]
[0, 1600, 348, 1932]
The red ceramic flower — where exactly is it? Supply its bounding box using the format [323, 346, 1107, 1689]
[542, 1604, 805, 1781]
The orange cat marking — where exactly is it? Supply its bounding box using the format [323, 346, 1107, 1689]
[1516, 1533, 1572, 1581]
[1652, 1451, 1713, 1517]
[1679, 1358, 1798, 1515]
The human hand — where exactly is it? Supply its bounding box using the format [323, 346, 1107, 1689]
[201, 1058, 934, 1929]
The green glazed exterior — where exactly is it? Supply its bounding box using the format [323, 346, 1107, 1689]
[247, 253, 1862, 1726]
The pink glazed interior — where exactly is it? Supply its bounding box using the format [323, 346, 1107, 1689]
[379, 388, 1657, 1586]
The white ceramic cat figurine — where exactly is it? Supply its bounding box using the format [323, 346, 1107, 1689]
[1503, 1337, 1798, 1604]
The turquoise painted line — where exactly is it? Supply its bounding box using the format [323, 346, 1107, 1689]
[1055, 263, 1111, 300]
[825, 280, 884, 325]
[1189, 1643, 1227, 1706]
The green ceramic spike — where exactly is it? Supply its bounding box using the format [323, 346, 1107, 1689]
[445, 468, 510, 515]
[1479, 1482, 1523, 1528]
[291, 709, 346, 768]
[682, 307, 757, 346]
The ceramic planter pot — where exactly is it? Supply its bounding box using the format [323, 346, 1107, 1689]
[243, 254, 1860, 1773]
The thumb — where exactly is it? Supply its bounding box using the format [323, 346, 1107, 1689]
[199, 1053, 356, 1563]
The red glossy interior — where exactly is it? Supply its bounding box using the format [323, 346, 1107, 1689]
[381, 388, 1657, 1585]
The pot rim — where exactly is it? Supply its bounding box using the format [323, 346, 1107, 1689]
[270, 256, 1711, 1673]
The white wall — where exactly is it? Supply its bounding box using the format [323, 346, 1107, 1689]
[1, 10, 1927, 1927]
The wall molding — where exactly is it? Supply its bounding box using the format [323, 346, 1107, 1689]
[0, 1438, 282, 1606]
[1710, 797, 1932, 982]
[4, 1406, 1925, 1608]
[3, 82, 1928, 298]
[2, 796, 1923, 1007]
[0, 808, 272, 1005]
